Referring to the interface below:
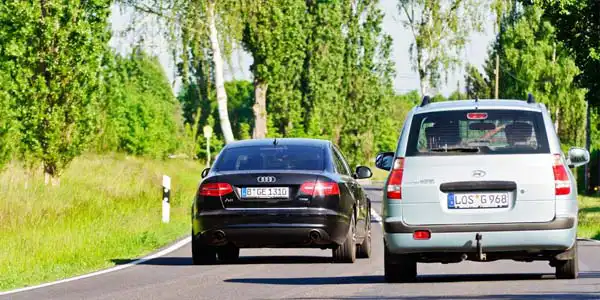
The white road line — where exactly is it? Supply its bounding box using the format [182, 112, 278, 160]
[578, 238, 600, 243]
[0, 236, 192, 296]
[371, 208, 383, 224]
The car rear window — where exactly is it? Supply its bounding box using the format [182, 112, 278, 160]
[405, 109, 551, 156]
[213, 145, 326, 171]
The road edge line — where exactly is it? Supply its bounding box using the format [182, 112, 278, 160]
[0, 236, 192, 296]
[371, 208, 383, 224]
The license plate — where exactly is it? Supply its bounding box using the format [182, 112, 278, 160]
[447, 192, 510, 209]
[241, 187, 289, 199]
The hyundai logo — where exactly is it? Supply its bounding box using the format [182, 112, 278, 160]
[472, 170, 486, 178]
[257, 176, 276, 183]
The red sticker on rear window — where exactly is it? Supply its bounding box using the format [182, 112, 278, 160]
[467, 112, 488, 120]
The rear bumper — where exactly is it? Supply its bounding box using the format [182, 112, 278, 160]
[384, 216, 575, 233]
[192, 208, 350, 248]
[384, 217, 577, 256]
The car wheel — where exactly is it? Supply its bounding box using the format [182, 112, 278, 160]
[217, 244, 240, 263]
[555, 243, 578, 279]
[384, 243, 417, 283]
[357, 212, 372, 259]
[332, 213, 357, 263]
[191, 237, 217, 265]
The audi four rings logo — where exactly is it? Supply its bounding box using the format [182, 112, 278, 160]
[257, 176, 276, 183]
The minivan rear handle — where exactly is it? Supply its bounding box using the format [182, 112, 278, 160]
[439, 181, 517, 192]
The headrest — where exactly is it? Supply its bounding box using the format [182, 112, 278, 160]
[505, 122, 533, 142]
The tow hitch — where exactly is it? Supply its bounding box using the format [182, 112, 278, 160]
[475, 233, 487, 261]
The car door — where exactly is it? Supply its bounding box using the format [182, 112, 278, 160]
[332, 146, 366, 238]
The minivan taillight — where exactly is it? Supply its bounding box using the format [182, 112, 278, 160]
[387, 157, 404, 200]
[199, 183, 233, 197]
[300, 181, 340, 196]
[553, 154, 570, 196]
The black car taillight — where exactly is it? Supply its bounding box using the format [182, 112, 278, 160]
[199, 183, 233, 197]
[300, 181, 340, 197]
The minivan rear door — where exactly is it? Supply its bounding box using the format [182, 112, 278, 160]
[398, 109, 556, 225]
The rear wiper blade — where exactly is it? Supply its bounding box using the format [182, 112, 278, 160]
[429, 146, 480, 153]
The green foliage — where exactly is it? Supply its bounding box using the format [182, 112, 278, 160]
[98, 50, 180, 159]
[538, 0, 600, 107]
[397, 0, 486, 95]
[465, 5, 586, 147]
[242, 0, 308, 136]
[0, 73, 15, 169]
[178, 80, 254, 160]
[0, 0, 112, 177]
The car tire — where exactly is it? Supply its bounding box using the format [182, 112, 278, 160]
[384, 244, 417, 283]
[555, 243, 578, 279]
[191, 238, 217, 265]
[217, 244, 240, 263]
[357, 212, 372, 259]
[333, 214, 357, 263]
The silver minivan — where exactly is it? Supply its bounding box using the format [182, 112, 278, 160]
[376, 96, 590, 282]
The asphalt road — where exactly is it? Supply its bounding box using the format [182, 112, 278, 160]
[4, 186, 600, 300]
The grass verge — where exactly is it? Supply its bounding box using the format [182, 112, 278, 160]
[578, 195, 600, 240]
[0, 153, 204, 291]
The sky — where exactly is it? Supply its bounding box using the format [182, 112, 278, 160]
[109, 1, 496, 97]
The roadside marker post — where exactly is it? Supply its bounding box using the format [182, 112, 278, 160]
[162, 175, 171, 223]
[203, 125, 213, 168]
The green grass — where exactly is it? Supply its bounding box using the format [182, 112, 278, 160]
[0, 153, 204, 291]
[578, 195, 600, 240]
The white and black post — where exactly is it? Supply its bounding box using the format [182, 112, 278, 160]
[162, 175, 171, 223]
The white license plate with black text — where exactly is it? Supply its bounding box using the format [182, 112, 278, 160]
[241, 187, 289, 199]
[447, 192, 510, 209]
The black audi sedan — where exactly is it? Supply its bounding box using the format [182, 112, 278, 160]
[191, 138, 373, 264]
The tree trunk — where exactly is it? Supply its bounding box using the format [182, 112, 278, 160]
[252, 79, 268, 139]
[207, 0, 235, 144]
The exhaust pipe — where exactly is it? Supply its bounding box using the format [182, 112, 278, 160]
[309, 230, 321, 241]
[213, 230, 226, 241]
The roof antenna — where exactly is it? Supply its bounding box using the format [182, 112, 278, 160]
[475, 95, 479, 102]
[420, 95, 431, 107]
[273, 138, 278, 146]
[527, 93, 536, 104]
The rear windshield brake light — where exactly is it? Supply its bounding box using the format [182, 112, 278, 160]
[467, 112, 488, 120]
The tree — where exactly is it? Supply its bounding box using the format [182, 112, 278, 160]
[536, 0, 600, 192]
[397, 0, 486, 96]
[99, 50, 181, 158]
[0, 0, 112, 183]
[122, 0, 239, 144]
[0, 72, 15, 169]
[339, 0, 397, 165]
[466, 5, 586, 147]
[241, 0, 308, 138]
[207, 0, 235, 143]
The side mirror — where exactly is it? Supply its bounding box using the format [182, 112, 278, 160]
[375, 151, 395, 171]
[201, 168, 210, 178]
[567, 147, 590, 168]
[354, 166, 373, 179]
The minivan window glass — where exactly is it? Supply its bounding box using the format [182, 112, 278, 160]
[213, 145, 325, 171]
[405, 109, 550, 156]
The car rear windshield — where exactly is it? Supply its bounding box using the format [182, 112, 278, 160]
[405, 109, 551, 156]
[213, 145, 326, 171]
